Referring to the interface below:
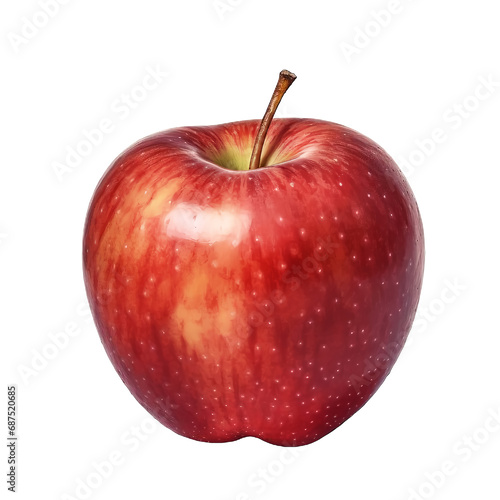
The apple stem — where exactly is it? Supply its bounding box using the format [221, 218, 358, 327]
[248, 70, 297, 170]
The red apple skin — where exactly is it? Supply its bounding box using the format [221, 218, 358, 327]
[83, 118, 424, 447]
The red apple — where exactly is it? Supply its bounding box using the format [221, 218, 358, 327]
[83, 71, 424, 446]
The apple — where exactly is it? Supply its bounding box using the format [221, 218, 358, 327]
[83, 70, 424, 446]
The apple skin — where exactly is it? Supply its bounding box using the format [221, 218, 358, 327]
[83, 118, 424, 446]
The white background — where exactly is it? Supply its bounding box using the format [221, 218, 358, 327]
[2, 0, 500, 499]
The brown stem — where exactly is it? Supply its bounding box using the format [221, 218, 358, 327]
[248, 69, 296, 170]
